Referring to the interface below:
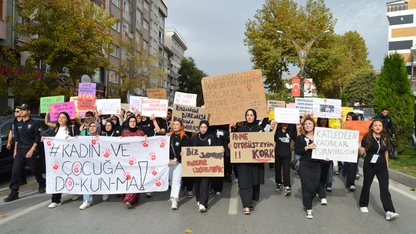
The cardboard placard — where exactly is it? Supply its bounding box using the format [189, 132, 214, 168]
[345, 121, 372, 142]
[174, 91, 197, 107]
[40, 95, 65, 113]
[274, 107, 299, 124]
[78, 83, 96, 111]
[49, 102, 76, 121]
[267, 100, 285, 111]
[181, 146, 224, 177]
[141, 98, 168, 118]
[201, 70, 268, 125]
[312, 98, 342, 119]
[172, 104, 209, 133]
[147, 88, 166, 99]
[96, 99, 121, 115]
[295, 98, 313, 115]
[312, 127, 359, 163]
[230, 132, 274, 163]
[129, 96, 147, 112]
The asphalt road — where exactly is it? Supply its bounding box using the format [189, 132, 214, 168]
[0, 167, 415, 234]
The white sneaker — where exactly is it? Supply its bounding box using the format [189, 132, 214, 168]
[146, 192, 153, 198]
[306, 209, 313, 219]
[360, 207, 369, 213]
[72, 195, 79, 201]
[386, 211, 399, 221]
[79, 200, 92, 210]
[102, 195, 109, 201]
[321, 198, 328, 205]
[349, 185, 356, 191]
[199, 204, 206, 212]
[48, 202, 61, 209]
[171, 200, 178, 210]
[326, 187, 332, 192]
[216, 192, 221, 195]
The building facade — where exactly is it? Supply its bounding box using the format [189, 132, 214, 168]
[387, 0, 416, 94]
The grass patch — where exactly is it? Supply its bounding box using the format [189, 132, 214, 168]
[389, 146, 416, 177]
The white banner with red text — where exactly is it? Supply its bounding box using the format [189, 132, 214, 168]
[43, 136, 170, 194]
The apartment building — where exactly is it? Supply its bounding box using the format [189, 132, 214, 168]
[0, 0, 186, 111]
[387, 0, 416, 94]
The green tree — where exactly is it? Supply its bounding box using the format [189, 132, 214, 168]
[322, 31, 373, 97]
[374, 53, 414, 153]
[244, 0, 336, 94]
[5, 0, 115, 105]
[344, 69, 377, 107]
[110, 35, 166, 102]
[177, 57, 207, 106]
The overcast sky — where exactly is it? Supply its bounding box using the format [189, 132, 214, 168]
[165, 0, 388, 77]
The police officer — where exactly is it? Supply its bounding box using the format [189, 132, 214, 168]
[4, 104, 46, 202]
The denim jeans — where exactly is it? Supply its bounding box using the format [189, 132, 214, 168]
[83, 195, 93, 201]
[169, 162, 182, 200]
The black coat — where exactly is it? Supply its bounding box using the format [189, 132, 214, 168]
[235, 123, 265, 189]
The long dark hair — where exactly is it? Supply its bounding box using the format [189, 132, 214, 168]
[363, 119, 390, 151]
[54, 112, 71, 132]
[317, 117, 329, 128]
[346, 112, 358, 121]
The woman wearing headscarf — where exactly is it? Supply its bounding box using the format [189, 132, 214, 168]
[102, 119, 121, 137]
[79, 121, 101, 210]
[230, 109, 265, 215]
[120, 115, 145, 208]
[189, 120, 217, 212]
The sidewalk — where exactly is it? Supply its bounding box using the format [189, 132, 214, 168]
[358, 159, 416, 188]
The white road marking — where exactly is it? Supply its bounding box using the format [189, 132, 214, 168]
[228, 182, 238, 215]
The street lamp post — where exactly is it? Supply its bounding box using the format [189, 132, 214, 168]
[277, 30, 330, 97]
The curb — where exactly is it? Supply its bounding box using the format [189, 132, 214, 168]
[358, 159, 416, 188]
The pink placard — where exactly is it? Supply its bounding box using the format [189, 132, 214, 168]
[50, 102, 76, 121]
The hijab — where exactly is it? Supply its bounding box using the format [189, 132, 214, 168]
[245, 108, 257, 127]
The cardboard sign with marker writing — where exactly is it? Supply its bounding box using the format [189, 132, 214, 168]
[201, 70, 268, 126]
[147, 88, 166, 99]
[172, 104, 209, 133]
[181, 146, 224, 177]
[230, 132, 274, 163]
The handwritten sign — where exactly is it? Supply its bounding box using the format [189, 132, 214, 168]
[141, 98, 168, 118]
[50, 102, 76, 121]
[43, 136, 170, 194]
[147, 88, 166, 99]
[174, 91, 197, 107]
[78, 83, 96, 111]
[267, 100, 285, 111]
[312, 98, 342, 119]
[181, 146, 224, 177]
[274, 108, 299, 124]
[295, 98, 313, 115]
[172, 104, 209, 133]
[312, 127, 359, 163]
[96, 99, 121, 115]
[230, 132, 274, 163]
[201, 70, 268, 126]
[40, 95, 65, 113]
[345, 121, 372, 142]
[129, 96, 147, 112]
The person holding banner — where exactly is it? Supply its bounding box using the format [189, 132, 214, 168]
[358, 120, 399, 221]
[79, 121, 102, 210]
[272, 121, 298, 196]
[294, 117, 320, 219]
[168, 119, 189, 210]
[341, 112, 360, 191]
[317, 118, 332, 205]
[189, 120, 217, 212]
[230, 109, 266, 215]
[120, 116, 146, 209]
[102, 119, 121, 137]
[44, 112, 81, 208]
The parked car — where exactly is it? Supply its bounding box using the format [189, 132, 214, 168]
[0, 115, 48, 174]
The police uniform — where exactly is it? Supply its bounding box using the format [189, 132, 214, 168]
[4, 104, 46, 202]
